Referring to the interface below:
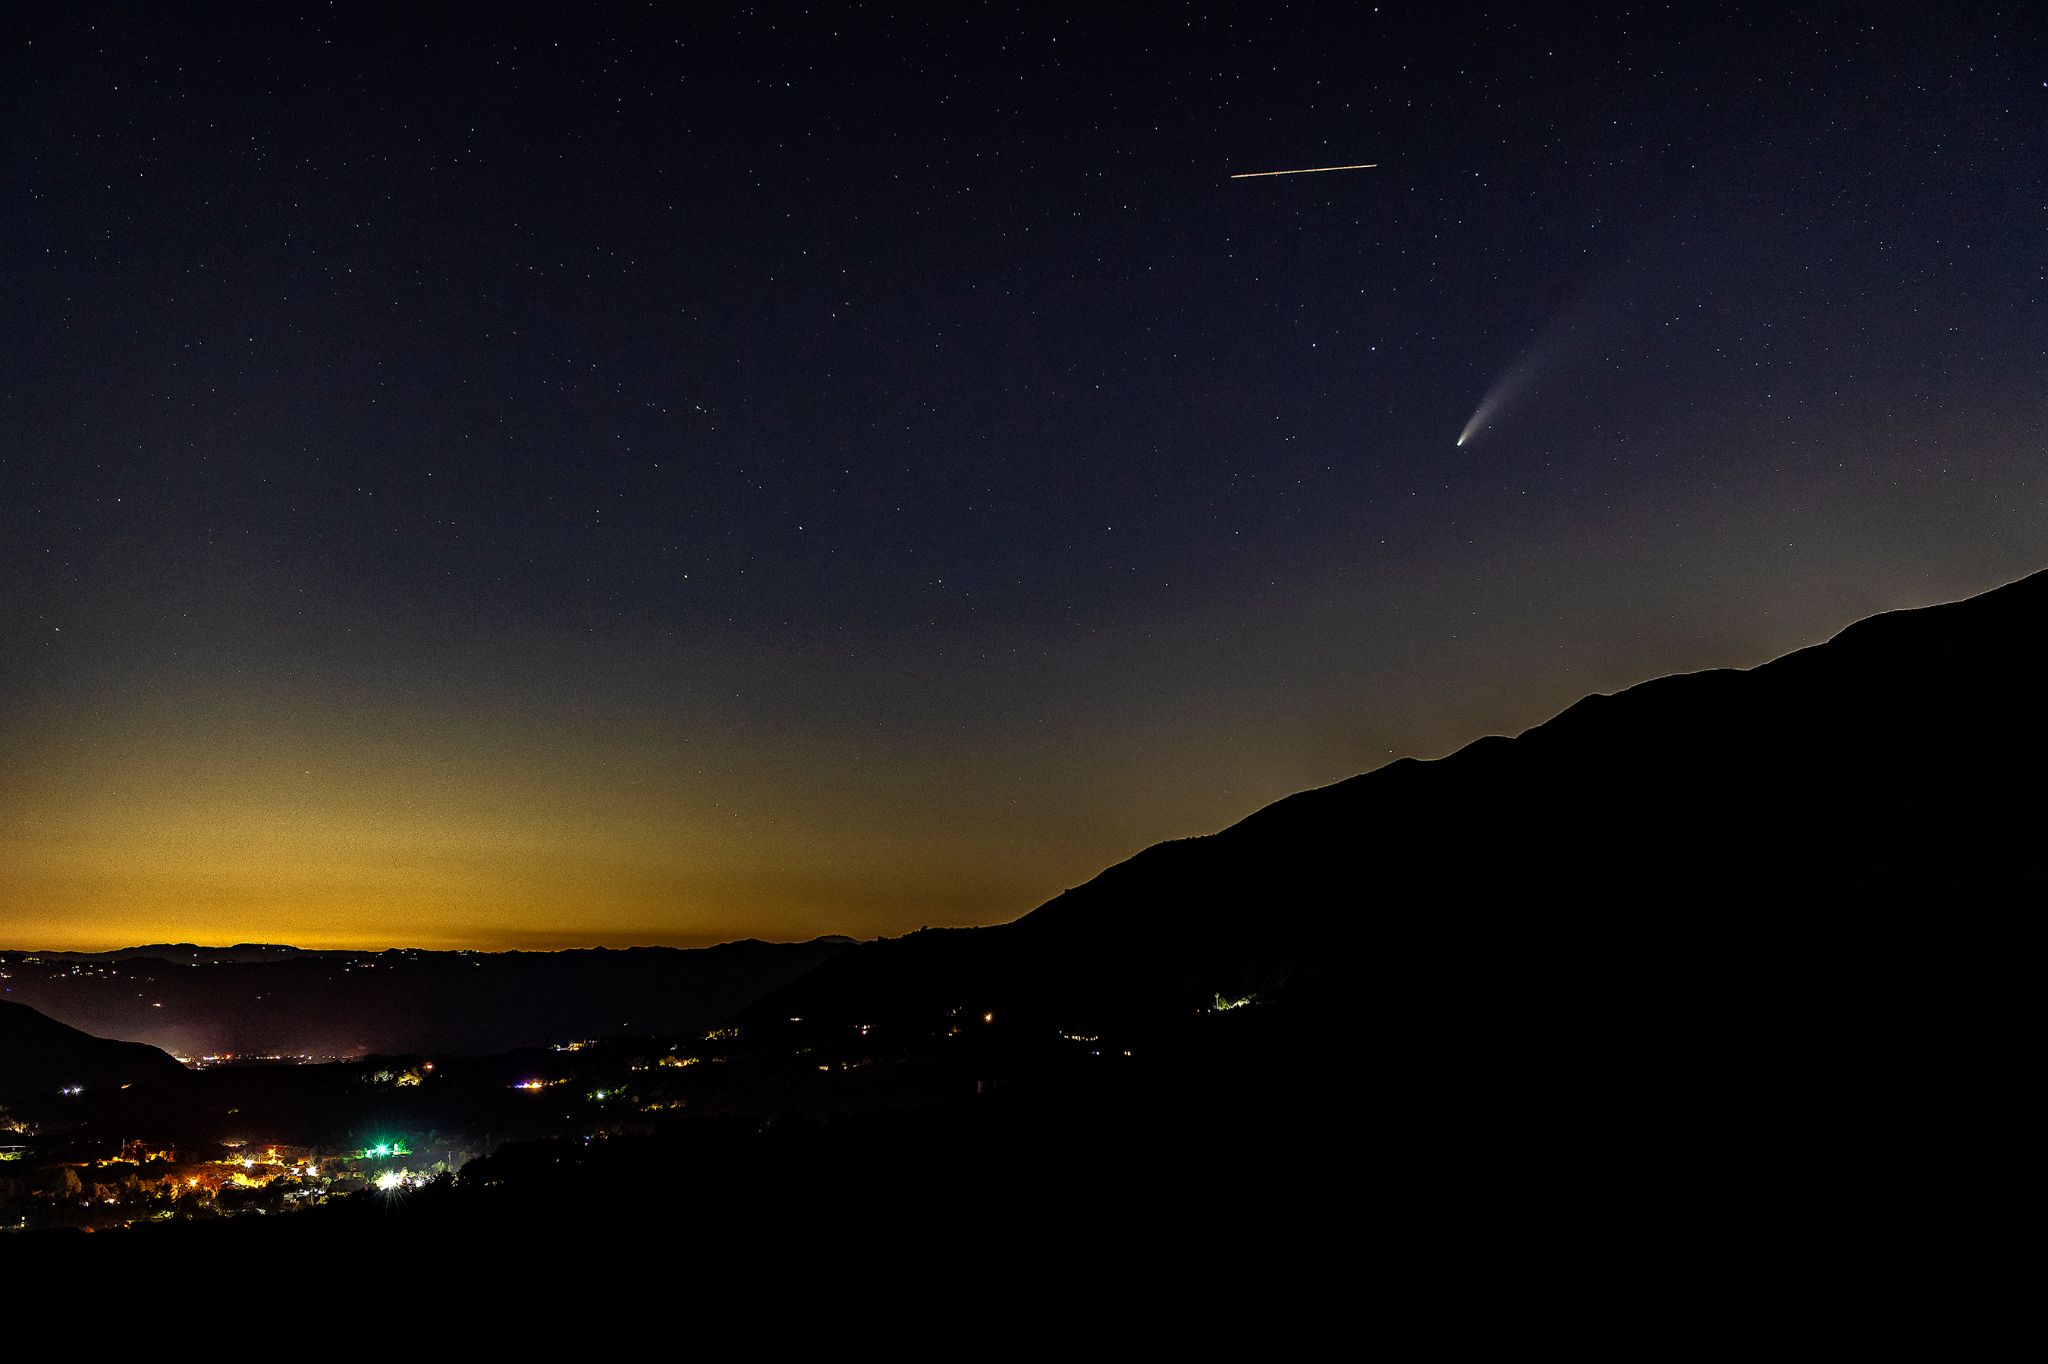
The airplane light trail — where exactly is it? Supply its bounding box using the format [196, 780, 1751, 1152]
[1229, 163, 1378, 179]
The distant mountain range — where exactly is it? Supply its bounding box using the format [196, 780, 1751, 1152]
[0, 939, 853, 1058]
[24, 944, 309, 966]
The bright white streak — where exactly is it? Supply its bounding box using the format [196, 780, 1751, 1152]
[1229, 163, 1377, 179]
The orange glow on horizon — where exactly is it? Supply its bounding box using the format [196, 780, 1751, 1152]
[0, 679, 1073, 952]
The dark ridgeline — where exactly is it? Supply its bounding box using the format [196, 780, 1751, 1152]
[1, 938, 854, 1058]
[726, 565, 2048, 1335]
[32, 944, 307, 964]
[0, 1001, 186, 1101]
[16, 570, 2048, 1341]
[760, 565, 2048, 1035]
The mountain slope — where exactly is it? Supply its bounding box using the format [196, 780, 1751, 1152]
[742, 567, 2048, 1333]
[758, 567, 2048, 1033]
[0, 999, 189, 1101]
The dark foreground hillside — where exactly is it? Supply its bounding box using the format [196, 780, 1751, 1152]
[20, 995, 2033, 1348]
[738, 568, 2048, 1341]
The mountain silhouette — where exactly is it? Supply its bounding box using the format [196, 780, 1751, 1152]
[0, 1000, 188, 1101]
[759, 567, 2048, 1029]
[744, 567, 2048, 1335]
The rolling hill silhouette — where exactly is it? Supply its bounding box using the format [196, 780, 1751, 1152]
[0, 1000, 188, 1102]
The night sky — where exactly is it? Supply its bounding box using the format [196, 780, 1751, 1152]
[3, 4, 2042, 951]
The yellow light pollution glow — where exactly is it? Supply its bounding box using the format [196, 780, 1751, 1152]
[9, 527, 2012, 955]
[0, 675, 1079, 952]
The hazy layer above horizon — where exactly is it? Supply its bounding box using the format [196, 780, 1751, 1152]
[6, 558, 2039, 953]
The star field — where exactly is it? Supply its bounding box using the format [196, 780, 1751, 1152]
[2, 3, 2043, 949]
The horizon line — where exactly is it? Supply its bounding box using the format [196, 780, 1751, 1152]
[0, 933, 872, 957]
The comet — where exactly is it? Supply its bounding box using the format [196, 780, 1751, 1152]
[1457, 341, 1548, 449]
[1229, 163, 1377, 180]
[1456, 283, 1626, 448]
